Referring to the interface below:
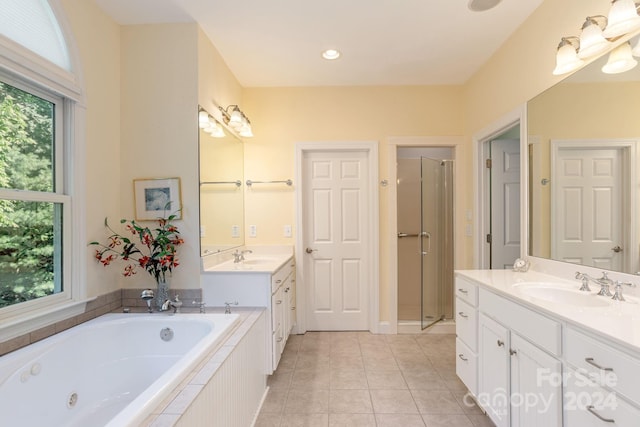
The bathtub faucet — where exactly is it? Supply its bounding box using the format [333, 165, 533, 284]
[161, 295, 183, 313]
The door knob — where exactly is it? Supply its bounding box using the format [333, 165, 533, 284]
[612, 246, 623, 253]
[305, 248, 317, 254]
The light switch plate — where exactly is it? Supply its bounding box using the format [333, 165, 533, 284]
[231, 225, 240, 238]
[284, 225, 292, 238]
[249, 225, 257, 238]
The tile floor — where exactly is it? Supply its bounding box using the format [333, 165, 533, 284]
[255, 332, 495, 427]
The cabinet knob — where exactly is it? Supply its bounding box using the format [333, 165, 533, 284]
[276, 300, 282, 304]
[585, 357, 613, 372]
[277, 337, 283, 342]
[510, 349, 517, 356]
[458, 353, 468, 362]
[458, 311, 468, 318]
[276, 279, 282, 284]
[458, 288, 468, 294]
[497, 340, 505, 347]
[586, 405, 615, 423]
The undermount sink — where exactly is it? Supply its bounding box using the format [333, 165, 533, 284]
[513, 282, 610, 307]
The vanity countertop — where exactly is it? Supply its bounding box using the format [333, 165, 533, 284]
[456, 269, 640, 355]
[202, 247, 293, 274]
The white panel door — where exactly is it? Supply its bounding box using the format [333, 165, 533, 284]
[490, 139, 521, 269]
[303, 150, 369, 330]
[553, 147, 623, 271]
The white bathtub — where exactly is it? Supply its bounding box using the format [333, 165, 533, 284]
[0, 313, 240, 427]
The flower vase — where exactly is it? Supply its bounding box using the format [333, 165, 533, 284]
[156, 278, 169, 310]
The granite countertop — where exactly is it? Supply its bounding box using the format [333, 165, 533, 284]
[456, 269, 640, 355]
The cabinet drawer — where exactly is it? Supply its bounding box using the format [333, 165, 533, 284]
[564, 368, 640, 427]
[565, 327, 640, 406]
[455, 275, 478, 307]
[456, 337, 477, 396]
[480, 288, 561, 356]
[271, 258, 294, 293]
[455, 297, 477, 351]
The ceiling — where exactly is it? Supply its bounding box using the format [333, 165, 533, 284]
[93, 0, 543, 87]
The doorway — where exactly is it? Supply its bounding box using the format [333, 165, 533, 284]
[397, 147, 454, 330]
[482, 125, 521, 269]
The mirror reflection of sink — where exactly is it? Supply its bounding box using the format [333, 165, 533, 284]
[513, 282, 610, 307]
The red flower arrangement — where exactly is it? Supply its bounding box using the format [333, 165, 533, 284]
[90, 212, 184, 283]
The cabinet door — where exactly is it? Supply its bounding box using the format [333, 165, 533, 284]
[479, 313, 510, 427]
[510, 333, 562, 427]
[272, 285, 285, 369]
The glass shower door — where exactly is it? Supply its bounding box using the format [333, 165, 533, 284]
[420, 157, 453, 329]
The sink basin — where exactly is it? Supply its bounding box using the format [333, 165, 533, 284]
[513, 282, 610, 307]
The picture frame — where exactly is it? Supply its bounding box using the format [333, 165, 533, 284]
[133, 177, 182, 221]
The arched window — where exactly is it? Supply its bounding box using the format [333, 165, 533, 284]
[0, 0, 85, 336]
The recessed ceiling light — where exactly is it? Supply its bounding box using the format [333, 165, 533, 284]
[468, 0, 502, 12]
[322, 49, 341, 60]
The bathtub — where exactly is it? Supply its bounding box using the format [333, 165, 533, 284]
[0, 313, 240, 427]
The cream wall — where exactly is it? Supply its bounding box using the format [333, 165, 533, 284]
[119, 24, 200, 290]
[243, 85, 465, 322]
[61, 0, 122, 297]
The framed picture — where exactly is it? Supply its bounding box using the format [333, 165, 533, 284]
[133, 177, 182, 221]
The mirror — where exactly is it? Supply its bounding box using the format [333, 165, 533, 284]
[198, 106, 244, 256]
[528, 37, 640, 274]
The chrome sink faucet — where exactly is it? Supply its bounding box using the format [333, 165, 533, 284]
[232, 249, 253, 263]
[596, 272, 614, 297]
[611, 281, 637, 302]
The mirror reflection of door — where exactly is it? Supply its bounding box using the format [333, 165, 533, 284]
[489, 138, 521, 269]
[551, 141, 630, 272]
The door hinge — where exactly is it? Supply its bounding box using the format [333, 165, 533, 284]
[485, 158, 492, 169]
[486, 234, 492, 244]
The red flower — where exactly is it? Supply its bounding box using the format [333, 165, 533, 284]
[167, 225, 177, 233]
[108, 236, 121, 248]
[126, 224, 137, 235]
[139, 256, 150, 268]
[123, 265, 136, 276]
[142, 233, 152, 246]
[100, 254, 115, 266]
[94, 250, 102, 261]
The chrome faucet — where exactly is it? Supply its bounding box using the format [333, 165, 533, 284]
[161, 294, 183, 313]
[232, 249, 253, 263]
[192, 299, 206, 313]
[596, 272, 614, 297]
[611, 281, 637, 302]
[224, 300, 239, 314]
[575, 272, 595, 292]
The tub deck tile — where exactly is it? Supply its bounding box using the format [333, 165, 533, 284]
[164, 384, 205, 414]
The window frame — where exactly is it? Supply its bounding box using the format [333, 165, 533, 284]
[0, 0, 86, 341]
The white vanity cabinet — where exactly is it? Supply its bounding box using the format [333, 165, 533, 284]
[476, 288, 563, 427]
[455, 276, 479, 396]
[563, 326, 640, 426]
[201, 256, 295, 374]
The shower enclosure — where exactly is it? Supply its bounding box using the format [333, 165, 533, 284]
[397, 153, 454, 330]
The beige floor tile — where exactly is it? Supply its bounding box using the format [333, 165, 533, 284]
[401, 369, 448, 390]
[467, 414, 497, 426]
[411, 389, 464, 414]
[329, 389, 373, 413]
[296, 353, 331, 370]
[268, 369, 293, 390]
[422, 414, 475, 427]
[329, 413, 376, 426]
[365, 370, 407, 389]
[375, 413, 426, 427]
[281, 413, 329, 427]
[330, 354, 364, 370]
[261, 389, 288, 413]
[330, 369, 368, 389]
[284, 389, 329, 414]
[362, 355, 399, 371]
[254, 412, 282, 427]
[291, 369, 330, 390]
[369, 389, 419, 414]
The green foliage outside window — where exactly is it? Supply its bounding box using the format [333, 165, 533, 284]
[0, 81, 58, 308]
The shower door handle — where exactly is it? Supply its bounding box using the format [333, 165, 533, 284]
[421, 232, 431, 255]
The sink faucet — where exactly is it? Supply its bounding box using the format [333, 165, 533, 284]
[224, 300, 239, 314]
[575, 271, 606, 292]
[596, 272, 614, 297]
[232, 249, 253, 263]
[611, 281, 637, 301]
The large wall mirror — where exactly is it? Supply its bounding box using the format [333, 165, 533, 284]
[528, 36, 640, 274]
[198, 106, 244, 256]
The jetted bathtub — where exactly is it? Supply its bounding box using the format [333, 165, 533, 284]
[0, 313, 240, 427]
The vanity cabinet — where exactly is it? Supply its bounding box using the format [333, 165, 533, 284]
[455, 276, 479, 396]
[201, 256, 295, 374]
[563, 326, 640, 426]
[476, 287, 562, 427]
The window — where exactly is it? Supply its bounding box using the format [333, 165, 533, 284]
[0, 77, 66, 309]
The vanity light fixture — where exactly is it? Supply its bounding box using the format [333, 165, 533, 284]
[198, 108, 225, 138]
[553, 37, 584, 75]
[602, 40, 638, 73]
[322, 49, 341, 60]
[219, 105, 253, 138]
[602, 0, 640, 39]
[577, 16, 611, 59]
